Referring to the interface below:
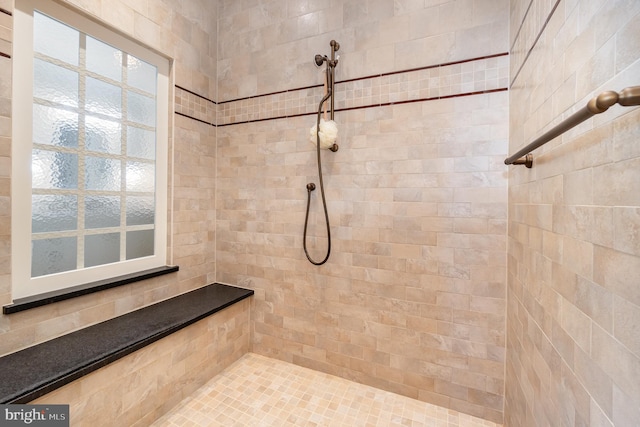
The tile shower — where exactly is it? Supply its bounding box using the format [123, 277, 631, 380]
[0, 0, 638, 426]
[215, 0, 509, 423]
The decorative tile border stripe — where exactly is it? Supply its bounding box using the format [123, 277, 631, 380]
[216, 110, 317, 127]
[340, 87, 509, 111]
[174, 85, 215, 125]
[510, 0, 562, 87]
[216, 87, 509, 127]
[217, 86, 322, 125]
[0, 7, 12, 16]
[509, 0, 533, 54]
[0, 52, 9, 59]
[174, 110, 214, 126]
[172, 53, 509, 127]
[335, 55, 508, 111]
[218, 53, 509, 126]
[175, 84, 216, 104]
[218, 83, 323, 105]
[338, 52, 509, 84]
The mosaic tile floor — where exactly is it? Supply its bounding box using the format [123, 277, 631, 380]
[152, 353, 502, 427]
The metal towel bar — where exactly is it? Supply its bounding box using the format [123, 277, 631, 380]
[504, 86, 640, 168]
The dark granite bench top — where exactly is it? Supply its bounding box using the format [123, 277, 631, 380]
[0, 283, 253, 404]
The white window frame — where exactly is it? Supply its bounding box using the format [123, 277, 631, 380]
[12, 0, 170, 300]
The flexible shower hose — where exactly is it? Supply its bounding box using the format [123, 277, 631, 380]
[303, 88, 334, 265]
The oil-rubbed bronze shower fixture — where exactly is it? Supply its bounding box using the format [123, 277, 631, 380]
[511, 153, 533, 168]
[313, 39, 340, 152]
[303, 40, 341, 266]
[328, 39, 339, 130]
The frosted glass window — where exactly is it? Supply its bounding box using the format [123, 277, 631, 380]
[85, 196, 121, 228]
[33, 59, 78, 107]
[126, 229, 154, 260]
[86, 77, 122, 118]
[32, 195, 77, 233]
[127, 91, 155, 127]
[127, 56, 157, 95]
[31, 195, 78, 233]
[126, 196, 154, 225]
[86, 116, 121, 154]
[86, 36, 122, 82]
[85, 157, 121, 191]
[33, 105, 78, 147]
[127, 127, 155, 159]
[126, 161, 155, 192]
[32, 150, 78, 189]
[33, 12, 78, 65]
[13, 0, 168, 298]
[31, 237, 77, 278]
[85, 233, 120, 267]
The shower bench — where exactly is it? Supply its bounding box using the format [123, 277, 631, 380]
[0, 283, 253, 404]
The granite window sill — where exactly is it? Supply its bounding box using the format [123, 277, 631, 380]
[3, 266, 180, 314]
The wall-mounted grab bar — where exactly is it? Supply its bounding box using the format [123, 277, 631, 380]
[505, 86, 640, 168]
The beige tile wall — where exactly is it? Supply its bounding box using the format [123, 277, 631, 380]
[32, 299, 251, 427]
[0, 0, 219, 358]
[216, 1, 511, 423]
[1, 1, 635, 425]
[217, 92, 509, 423]
[217, 0, 509, 101]
[505, 0, 640, 426]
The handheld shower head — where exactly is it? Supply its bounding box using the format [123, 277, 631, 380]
[329, 40, 340, 68]
[314, 54, 327, 67]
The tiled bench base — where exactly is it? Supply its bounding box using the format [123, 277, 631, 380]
[0, 283, 253, 426]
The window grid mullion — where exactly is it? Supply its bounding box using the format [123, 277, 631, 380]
[121, 52, 128, 261]
[32, 224, 155, 241]
[77, 32, 87, 269]
[32, 96, 156, 133]
[33, 51, 156, 98]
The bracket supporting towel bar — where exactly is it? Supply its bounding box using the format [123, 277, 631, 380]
[505, 86, 640, 167]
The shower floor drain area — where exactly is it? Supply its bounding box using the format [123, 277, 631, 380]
[152, 353, 502, 427]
